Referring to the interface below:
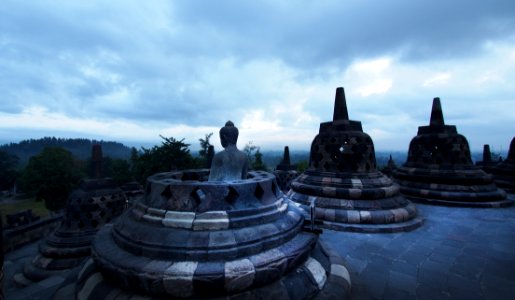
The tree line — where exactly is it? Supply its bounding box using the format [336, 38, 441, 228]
[0, 134, 268, 212]
[0, 137, 132, 165]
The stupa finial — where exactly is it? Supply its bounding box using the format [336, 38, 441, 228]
[282, 146, 291, 166]
[92, 144, 103, 178]
[508, 137, 515, 161]
[429, 97, 445, 126]
[483, 144, 492, 163]
[333, 87, 349, 121]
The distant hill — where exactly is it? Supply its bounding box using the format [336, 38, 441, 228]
[0, 137, 133, 166]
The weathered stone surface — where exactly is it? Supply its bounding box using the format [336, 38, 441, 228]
[73, 122, 350, 299]
[274, 146, 300, 192]
[18, 145, 127, 285]
[381, 155, 398, 177]
[209, 121, 249, 182]
[72, 173, 350, 298]
[394, 98, 512, 207]
[289, 87, 423, 232]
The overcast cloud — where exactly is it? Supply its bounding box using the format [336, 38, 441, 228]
[0, 0, 514, 153]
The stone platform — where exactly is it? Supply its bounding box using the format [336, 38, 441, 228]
[5, 196, 515, 300]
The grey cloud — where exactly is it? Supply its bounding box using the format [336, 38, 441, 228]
[0, 0, 514, 149]
[171, 1, 515, 67]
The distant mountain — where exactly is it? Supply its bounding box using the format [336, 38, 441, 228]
[0, 137, 133, 166]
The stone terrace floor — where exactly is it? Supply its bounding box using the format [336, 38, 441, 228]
[4, 199, 515, 299]
[321, 201, 515, 300]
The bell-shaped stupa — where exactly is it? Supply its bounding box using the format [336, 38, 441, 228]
[274, 146, 300, 192]
[16, 145, 127, 284]
[288, 87, 423, 233]
[475, 144, 497, 174]
[394, 98, 512, 207]
[381, 155, 398, 177]
[489, 137, 515, 194]
[72, 122, 350, 299]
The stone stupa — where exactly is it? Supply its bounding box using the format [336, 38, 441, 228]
[15, 145, 127, 284]
[381, 155, 398, 177]
[489, 137, 515, 194]
[394, 98, 512, 207]
[288, 87, 423, 233]
[475, 144, 497, 174]
[273, 146, 300, 192]
[71, 121, 351, 299]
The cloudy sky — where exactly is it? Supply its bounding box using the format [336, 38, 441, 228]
[1, 1, 514, 153]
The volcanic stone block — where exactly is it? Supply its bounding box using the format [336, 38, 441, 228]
[394, 98, 512, 207]
[288, 87, 423, 232]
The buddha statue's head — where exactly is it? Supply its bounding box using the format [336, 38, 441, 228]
[220, 120, 239, 148]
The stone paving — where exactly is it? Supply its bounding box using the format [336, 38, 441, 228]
[321, 200, 515, 300]
[4, 198, 515, 299]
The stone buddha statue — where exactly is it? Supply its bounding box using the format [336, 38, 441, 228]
[208, 121, 249, 181]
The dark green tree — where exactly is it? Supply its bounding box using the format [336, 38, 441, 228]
[108, 158, 133, 185]
[243, 141, 258, 163]
[87, 156, 134, 185]
[197, 132, 214, 167]
[132, 136, 197, 183]
[0, 150, 19, 191]
[243, 141, 267, 171]
[296, 160, 309, 172]
[20, 147, 84, 211]
[252, 149, 267, 171]
[199, 133, 213, 158]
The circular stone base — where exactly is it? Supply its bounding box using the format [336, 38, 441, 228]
[294, 203, 424, 233]
[494, 179, 515, 194]
[319, 217, 424, 233]
[404, 194, 515, 208]
[22, 257, 86, 283]
[72, 241, 351, 300]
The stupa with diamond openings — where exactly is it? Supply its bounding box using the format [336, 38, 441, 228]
[394, 98, 512, 207]
[274, 146, 300, 192]
[288, 87, 423, 233]
[15, 145, 127, 285]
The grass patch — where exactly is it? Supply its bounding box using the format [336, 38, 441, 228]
[0, 197, 51, 226]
